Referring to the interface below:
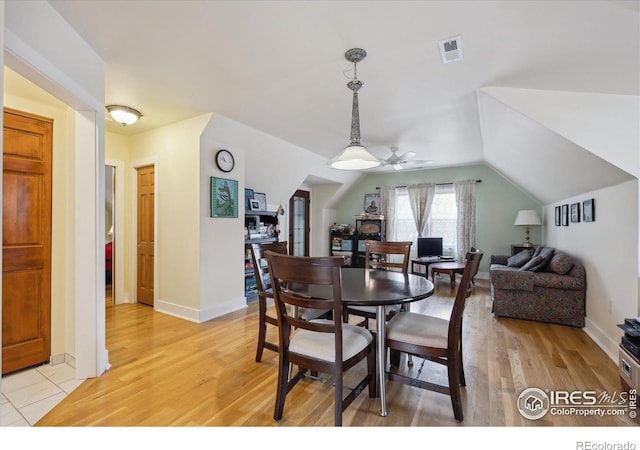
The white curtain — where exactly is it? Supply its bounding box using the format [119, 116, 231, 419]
[379, 185, 397, 239]
[407, 183, 436, 237]
[454, 179, 476, 262]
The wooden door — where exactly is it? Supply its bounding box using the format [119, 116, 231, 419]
[2, 108, 53, 374]
[136, 165, 154, 306]
[288, 190, 310, 256]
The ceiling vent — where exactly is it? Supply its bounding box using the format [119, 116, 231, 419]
[438, 35, 463, 64]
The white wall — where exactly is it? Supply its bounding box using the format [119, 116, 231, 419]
[544, 179, 639, 362]
[3, 0, 107, 380]
[127, 115, 211, 321]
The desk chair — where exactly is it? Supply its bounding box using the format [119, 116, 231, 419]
[385, 249, 483, 421]
[265, 251, 375, 426]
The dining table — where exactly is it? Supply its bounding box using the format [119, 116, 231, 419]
[300, 267, 434, 417]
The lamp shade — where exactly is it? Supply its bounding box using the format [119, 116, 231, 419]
[514, 210, 542, 226]
[330, 144, 381, 170]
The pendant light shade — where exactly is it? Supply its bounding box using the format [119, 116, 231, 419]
[106, 105, 143, 126]
[330, 48, 381, 171]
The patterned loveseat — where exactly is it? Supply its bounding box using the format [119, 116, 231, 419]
[489, 246, 586, 327]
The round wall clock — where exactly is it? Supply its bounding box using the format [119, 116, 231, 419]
[215, 149, 235, 172]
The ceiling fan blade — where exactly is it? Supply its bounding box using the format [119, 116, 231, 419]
[397, 151, 416, 161]
[392, 163, 403, 170]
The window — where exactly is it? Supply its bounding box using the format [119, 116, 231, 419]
[392, 185, 457, 256]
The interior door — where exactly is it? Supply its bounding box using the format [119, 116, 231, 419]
[136, 165, 154, 306]
[2, 108, 53, 374]
[289, 189, 310, 256]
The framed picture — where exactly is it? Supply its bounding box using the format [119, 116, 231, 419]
[364, 193, 381, 215]
[561, 204, 569, 226]
[570, 202, 580, 223]
[253, 192, 267, 211]
[244, 188, 254, 211]
[583, 198, 595, 222]
[210, 177, 238, 218]
[249, 199, 261, 211]
[555, 206, 561, 226]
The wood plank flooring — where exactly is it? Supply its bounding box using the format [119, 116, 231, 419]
[36, 279, 638, 429]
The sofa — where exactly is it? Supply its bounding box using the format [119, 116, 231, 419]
[489, 246, 586, 327]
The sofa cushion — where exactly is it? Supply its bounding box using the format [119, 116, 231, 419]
[520, 255, 544, 271]
[507, 249, 532, 268]
[548, 252, 574, 275]
[527, 247, 554, 272]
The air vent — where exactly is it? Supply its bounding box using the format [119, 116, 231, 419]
[438, 35, 463, 64]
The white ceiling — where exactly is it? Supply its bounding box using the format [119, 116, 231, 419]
[47, 0, 639, 176]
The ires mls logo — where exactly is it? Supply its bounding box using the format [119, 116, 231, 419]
[517, 388, 637, 420]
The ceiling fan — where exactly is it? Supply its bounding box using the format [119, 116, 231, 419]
[380, 146, 433, 170]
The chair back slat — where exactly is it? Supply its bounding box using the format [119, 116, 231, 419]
[250, 241, 288, 297]
[365, 240, 412, 273]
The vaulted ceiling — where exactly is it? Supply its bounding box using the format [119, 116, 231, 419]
[48, 0, 639, 203]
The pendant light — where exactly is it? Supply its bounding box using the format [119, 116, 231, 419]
[330, 48, 381, 170]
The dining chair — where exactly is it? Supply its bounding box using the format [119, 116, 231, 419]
[384, 248, 483, 421]
[346, 240, 413, 328]
[265, 251, 376, 426]
[249, 241, 331, 362]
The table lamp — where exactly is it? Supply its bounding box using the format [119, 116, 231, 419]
[514, 210, 541, 247]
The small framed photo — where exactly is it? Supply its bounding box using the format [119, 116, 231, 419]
[555, 206, 561, 226]
[249, 199, 261, 211]
[364, 193, 381, 215]
[583, 198, 595, 222]
[561, 204, 569, 226]
[253, 192, 267, 211]
[570, 202, 580, 223]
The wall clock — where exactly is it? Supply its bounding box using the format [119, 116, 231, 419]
[215, 149, 235, 172]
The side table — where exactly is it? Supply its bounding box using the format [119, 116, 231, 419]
[430, 261, 466, 288]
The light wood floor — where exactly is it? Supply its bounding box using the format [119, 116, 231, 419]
[37, 279, 637, 428]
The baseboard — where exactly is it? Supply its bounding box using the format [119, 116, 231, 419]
[49, 353, 76, 368]
[583, 316, 619, 364]
[155, 297, 247, 323]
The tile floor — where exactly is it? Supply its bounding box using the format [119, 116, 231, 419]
[1, 362, 84, 426]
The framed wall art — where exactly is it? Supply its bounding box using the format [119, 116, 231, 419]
[364, 193, 381, 215]
[583, 198, 595, 222]
[561, 204, 569, 226]
[555, 206, 561, 226]
[570, 202, 580, 223]
[211, 177, 238, 218]
[244, 188, 254, 211]
[253, 192, 267, 211]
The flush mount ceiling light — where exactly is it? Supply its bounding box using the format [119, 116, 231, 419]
[106, 105, 143, 126]
[330, 48, 381, 170]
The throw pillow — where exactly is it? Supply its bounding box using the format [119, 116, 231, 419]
[548, 252, 574, 275]
[507, 249, 532, 268]
[525, 247, 554, 272]
[520, 255, 543, 271]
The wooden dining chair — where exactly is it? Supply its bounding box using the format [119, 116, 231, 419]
[384, 248, 483, 421]
[250, 241, 288, 362]
[346, 240, 413, 328]
[265, 251, 376, 426]
[250, 241, 332, 362]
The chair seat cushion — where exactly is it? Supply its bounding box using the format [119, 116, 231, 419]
[290, 319, 373, 362]
[386, 312, 449, 349]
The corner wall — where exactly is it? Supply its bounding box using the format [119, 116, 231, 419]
[544, 179, 639, 362]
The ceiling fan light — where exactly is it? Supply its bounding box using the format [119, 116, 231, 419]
[106, 105, 142, 126]
[330, 144, 381, 170]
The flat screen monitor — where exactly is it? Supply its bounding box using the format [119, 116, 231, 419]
[417, 237, 443, 257]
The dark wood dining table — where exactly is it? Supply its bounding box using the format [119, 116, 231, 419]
[299, 267, 435, 417]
